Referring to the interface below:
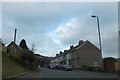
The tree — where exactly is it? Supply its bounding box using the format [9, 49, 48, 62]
[21, 51, 34, 63]
[19, 39, 28, 49]
[31, 43, 35, 52]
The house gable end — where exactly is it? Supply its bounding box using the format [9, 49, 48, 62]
[7, 41, 22, 51]
[76, 40, 100, 51]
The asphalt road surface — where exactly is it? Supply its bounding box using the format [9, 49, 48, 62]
[15, 67, 118, 78]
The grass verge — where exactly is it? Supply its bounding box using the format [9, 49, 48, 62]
[2, 53, 32, 78]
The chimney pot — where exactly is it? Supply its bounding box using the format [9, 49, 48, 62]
[79, 40, 84, 45]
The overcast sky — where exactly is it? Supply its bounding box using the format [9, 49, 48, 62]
[2, 2, 118, 58]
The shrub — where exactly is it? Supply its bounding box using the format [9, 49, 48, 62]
[96, 67, 105, 72]
[81, 65, 96, 71]
[88, 66, 95, 71]
[20, 51, 34, 64]
[81, 65, 89, 70]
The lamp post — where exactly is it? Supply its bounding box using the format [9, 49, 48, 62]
[91, 15, 102, 58]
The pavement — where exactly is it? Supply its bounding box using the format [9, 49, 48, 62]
[14, 67, 118, 78]
[14, 70, 41, 78]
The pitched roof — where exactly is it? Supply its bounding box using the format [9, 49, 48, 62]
[75, 40, 100, 50]
[7, 41, 22, 50]
[0, 42, 5, 46]
[54, 40, 100, 58]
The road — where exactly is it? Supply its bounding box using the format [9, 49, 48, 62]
[15, 67, 118, 78]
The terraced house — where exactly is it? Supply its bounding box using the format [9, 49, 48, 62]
[0, 42, 7, 53]
[50, 40, 103, 69]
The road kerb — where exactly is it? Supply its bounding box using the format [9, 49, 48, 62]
[7, 71, 32, 79]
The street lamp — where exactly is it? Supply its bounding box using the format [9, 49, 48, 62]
[91, 15, 102, 58]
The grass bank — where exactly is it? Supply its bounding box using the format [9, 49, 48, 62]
[2, 53, 33, 78]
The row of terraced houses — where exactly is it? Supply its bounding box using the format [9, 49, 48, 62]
[50, 40, 103, 69]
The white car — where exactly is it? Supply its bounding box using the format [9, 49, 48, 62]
[48, 64, 56, 69]
[37, 65, 41, 69]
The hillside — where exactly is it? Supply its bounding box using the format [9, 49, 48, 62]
[2, 53, 32, 78]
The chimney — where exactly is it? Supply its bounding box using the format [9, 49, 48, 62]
[64, 50, 67, 53]
[59, 51, 62, 54]
[79, 40, 84, 45]
[56, 54, 59, 56]
[70, 45, 74, 49]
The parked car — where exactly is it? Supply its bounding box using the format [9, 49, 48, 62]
[37, 65, 41, 69]
[55, 64, 64, 70]
[48, 64, 56, 69]
[63, 64, 73, 71]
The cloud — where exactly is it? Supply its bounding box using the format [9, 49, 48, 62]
[55, 11, 118, 58]
[101, 23, 118, 57]
[55, 13, 99, 45]
[32, 34, 63, 57]
[2, 2, 118, 58]
[2, 0, 119, 2]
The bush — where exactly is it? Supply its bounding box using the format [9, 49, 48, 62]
[88, 66, 95, 71]
[81, 65, 89, 70]
[81, 65, 96, 71]
[80, 64, 106, 73]
[20, 51, 34, 64]
[95, 67, 105, 72]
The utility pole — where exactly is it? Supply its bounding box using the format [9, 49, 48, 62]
[14, 28, 17, 43]
[13, 28, 17, 56]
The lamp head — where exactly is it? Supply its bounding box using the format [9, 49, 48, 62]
[91, 15, 96, 18]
